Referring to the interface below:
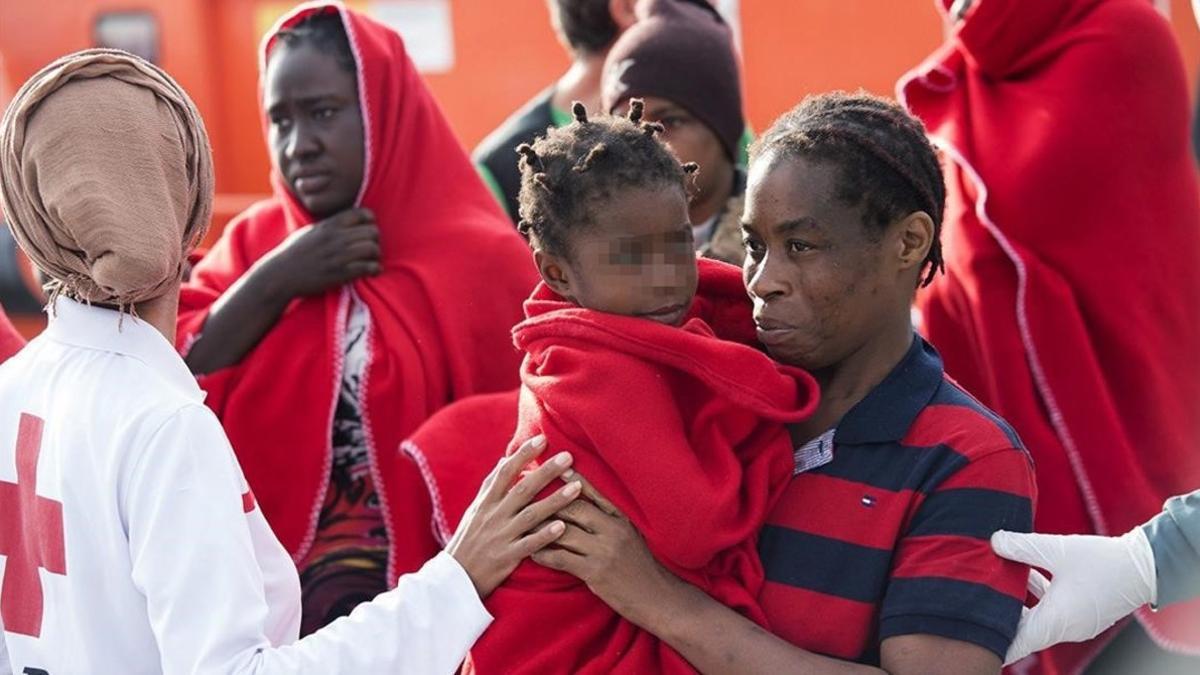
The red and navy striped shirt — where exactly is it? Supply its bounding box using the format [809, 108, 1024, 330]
[758, 336, 1036, 663]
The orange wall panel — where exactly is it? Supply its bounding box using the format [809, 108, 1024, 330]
[0, 0, 227, 182]
[425, 0, 570, 150]
[740, 1, 943, 130]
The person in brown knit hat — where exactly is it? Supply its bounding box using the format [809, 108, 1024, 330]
[0, 48, 580, 673]
[0, 50, 213, 313]
[602, 0, 748, 265]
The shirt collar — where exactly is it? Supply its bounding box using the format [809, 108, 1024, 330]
[42, 298, 205, 403]
[834, 335, 943, 445]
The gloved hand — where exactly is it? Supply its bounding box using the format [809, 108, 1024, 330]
[990, 528, 1158, 665]
[950, 0, 974, 21]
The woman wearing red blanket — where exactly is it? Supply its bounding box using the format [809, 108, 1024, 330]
[177, 1, 535, 634]
[900, 1, 1200, 671]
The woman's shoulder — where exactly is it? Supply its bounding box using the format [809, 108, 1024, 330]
[919, 376, 1030, 463]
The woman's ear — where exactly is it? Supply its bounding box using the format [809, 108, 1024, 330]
[534, 248, 575, 300]
[894, 211, 935, 274]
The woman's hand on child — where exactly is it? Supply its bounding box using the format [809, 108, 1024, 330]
[262, 207, 382, 298]
[447, 435, 581, 599]
[532, 470, 678, 628]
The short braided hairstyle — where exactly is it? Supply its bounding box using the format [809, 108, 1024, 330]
[752, 91, 945, 287]
[516, 99, 698, 259]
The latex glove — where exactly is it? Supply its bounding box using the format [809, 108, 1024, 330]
[950, 0, 974, 21]
[991, 528, 1158, 665]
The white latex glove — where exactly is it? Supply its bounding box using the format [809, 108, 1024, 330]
[990, 529, 1158, 665]
[950, 0, 974, 21]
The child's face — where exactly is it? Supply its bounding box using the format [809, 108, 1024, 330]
[541, 185, 698, 326]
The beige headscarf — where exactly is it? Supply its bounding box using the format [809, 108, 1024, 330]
[0, 49, 213, 308]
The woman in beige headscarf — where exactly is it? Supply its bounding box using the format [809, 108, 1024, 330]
[0, 48, 577, 674]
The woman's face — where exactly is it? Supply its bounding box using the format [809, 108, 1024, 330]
[264, 41, 364, 219]
[740, 151, 898, 371]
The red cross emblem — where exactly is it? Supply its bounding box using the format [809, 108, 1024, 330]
[0, 414, 66, 637]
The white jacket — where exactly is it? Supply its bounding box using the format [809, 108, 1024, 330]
[0, 298, 490, 674]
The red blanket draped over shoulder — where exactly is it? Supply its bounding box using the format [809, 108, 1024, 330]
[0, 307, 23, 363]
[465, 259, 819, 674]
[388, 389, 521, 574]
[900, 1, 1200, 670]
[177, 1, 536, 568]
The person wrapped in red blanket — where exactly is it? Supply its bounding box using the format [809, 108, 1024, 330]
[899, 1, 1200, 671]
[176, 1, 536, 628]
[463, 102, 819, 674]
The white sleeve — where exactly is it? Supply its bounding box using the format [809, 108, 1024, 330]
[123, 404, 492, 675]
[245, 552, 493, 674]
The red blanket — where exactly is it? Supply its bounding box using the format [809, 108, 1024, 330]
[177, 2, 536, 563]
[0, 307, 22, 363]
[466, 258, 819, 674]
[386, 389, 521, 574]
[900, 1, 1200, 670]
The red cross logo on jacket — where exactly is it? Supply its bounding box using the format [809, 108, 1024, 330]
[0, 414, 67, 637]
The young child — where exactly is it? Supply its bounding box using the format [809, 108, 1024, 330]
[465, 101, 821, 674]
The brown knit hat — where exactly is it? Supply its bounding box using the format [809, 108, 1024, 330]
[0, 49, 213, 309]
[601, 0, 744, 161]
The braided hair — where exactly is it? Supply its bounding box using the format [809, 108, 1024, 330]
[271, 9, 356, 74]
[516, 99, 698, 258]
[751, 91, 946, 287]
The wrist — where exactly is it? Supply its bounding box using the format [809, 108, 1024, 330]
[249, 255, 296, 306]
[1125, 527, 1158, 607]
[621, 562, 693, 634]
[447, 543, 494, 600]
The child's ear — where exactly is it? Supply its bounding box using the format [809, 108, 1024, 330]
[534, 248, 575, 300]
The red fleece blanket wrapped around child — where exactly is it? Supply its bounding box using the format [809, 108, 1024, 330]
[465, 258, 819, 674]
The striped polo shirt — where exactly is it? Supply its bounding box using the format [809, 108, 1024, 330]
[758, 336, 1036, 663]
